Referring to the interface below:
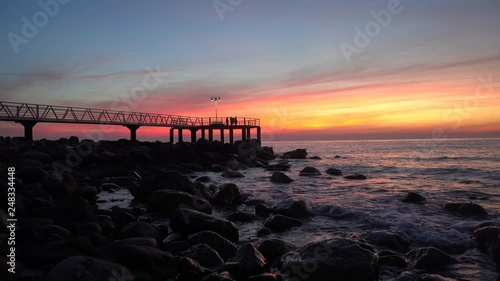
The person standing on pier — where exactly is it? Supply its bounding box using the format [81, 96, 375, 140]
[234, 116, 238, 125]
[226, 117, 229, 126]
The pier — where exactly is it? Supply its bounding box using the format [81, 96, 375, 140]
[0, 101, 261, 143]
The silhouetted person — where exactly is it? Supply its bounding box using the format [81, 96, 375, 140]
[230, 117, 234, 125]
[234, 117, 238, 125]
[226, 117, 229, 126]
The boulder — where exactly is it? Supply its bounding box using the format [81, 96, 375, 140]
[299, 166, 321, 176]
[352, 231, 411, 251]
[246, 273, 279, 281]
[402, 192, 426, 204]
[270, 171, 293, 183]
[178, 257, 206, 281]
[147, 189, 212, 215]
[188, 230, 239, 261]
[116, 245, 178, 280]
[45, 256, 134, 281]
[222, 170, 245, 178]
[210, 183, 243, 206]
[231, 243, 269, 276]
[420, 274, 457, 281]
[210, 164, 228, 172]
[21, 150, 51, 163]
[407, 247, 457, 270]
[344, 174, 367, 180]
[227, 212, 258, 222]
[281, 238, 379, 281]
[263, 215, 302, 232]
[325, 168, 342, 176]
[196, 176, 211, 183]
[181, 243, 224, 267]
[473, 226, 500, 264]
[271, 198, 310, 218]
[119, 222, 158, 239]
[257, 239, 298, 263]
[17, 166, 48, 184]
[283, 149, 307, 159]
[264, 164, 291, 171]
[96, 237, 158, 260]
[255, 203, 271, 217]
[170, 208, 239, 242]
[444, 202, 487, 216]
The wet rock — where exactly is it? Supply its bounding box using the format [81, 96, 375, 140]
[210, 164, 228, 172]
[54, 195, 96, 226]
[227, 211, 258, 222]
[264, 164, 291, 171]
[179, 163, 205, 172]
[137, 171, 198, 199]
[407, 247, 457, 270]
[18, 166, 48, 184]
[325, 168, 342, 176]
[270, 171, 294, 183]
[246, 273, 279, 281]
[21, 150, 51, 163]
[47, 236, 95, 256]
[178, 257, 206, 281]
[200, 271, 236, 281]
[353, 231, 411, 251]
[299, 166, 321, 176]
[45, 256, 134, 281]
[110, 208, 137, 224]
[96, 237, 158, 260]
[231, 243, 269, 276]
[281, 238, 379, 281]
[257, 228, 271, 237]
[379, 255, 407, 268]
[210, 183, 243, 206]
[271, 198, 310, 218]
[33, 224, 71, 243]
[444, 202, 487, 216]
[283, 149, 307, 159]
[196, 176, 211, 182]
[170, 208, 239, 242]
[420, 274, 457, 281]
[263, 215, 302, 232]
[344, 174, 367, 180]
[119, 222, 158, 239]
[182, 243, 224, 267]
[116, 245, 178, 280]
[255, 203, 271, 217]
[188, 230, 239, 261]
[222, 170, 245, 178]
[309, 156, 322, 160]
[147, 189, 212, 215]
[402, 192, 426, 204]
[473, 226, 500, 264]
[391, 271, 417, 281]
[257, 239, 298, 264]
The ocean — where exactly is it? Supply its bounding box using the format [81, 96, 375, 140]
[100, 138, 500, 280]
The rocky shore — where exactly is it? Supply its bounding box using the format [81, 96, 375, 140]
[0, 136, 498, 281]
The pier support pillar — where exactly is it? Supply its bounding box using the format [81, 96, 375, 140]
[20, 121, 37, 141]
[190, 129, 198, 143]
[241, 128, 247, 141]
[209, 129, 213, 142]
[246, 128, 251, 140]
[229, 129, 234, 144]
[220, 128, 224, 143]
[178, 128, 183, 142]
[169, 128, 174, 143]
[201, 129, 205, 140]
[257, 127, 261, 144]
[125, 125, 140, 142]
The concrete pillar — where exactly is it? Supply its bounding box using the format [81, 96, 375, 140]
[190, 129, 198, 143]
[178, 128, 183, 142]
[220, 128, 224, 143]
[246, 128, 251, 140]
[257, 127, 262, 143]
[20, 121, 37, 141]
[229, 129, 234, 144]
[241, 128, 246, 141]
[209, 129, 213, 141]
[125, 125, 140, 142]
[170, 128, 174, 143]
[201, 129, 205, 140]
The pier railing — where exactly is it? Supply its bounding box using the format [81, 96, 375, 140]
[0, 101, 260, 127]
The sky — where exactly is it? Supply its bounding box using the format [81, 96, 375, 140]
[0, 0, 499, 141]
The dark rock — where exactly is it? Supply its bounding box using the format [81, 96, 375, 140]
[21, 150, 51, 163]
[281, 238, 378, 281]
[344, 174, 367, 180]
[116, 245, 178, 280]
[164, 240, 191, 255]
[407, 247, 457, 270]
[263, 215, 302, 232]
[227, 212, 258, 222]
[210, 164, 228, 172]
[270, 171, 293, 183]
[473, 226, 500, 265]
[181, 243, 224, 267]
[257, 228, 271, 237]
[54, 195, 96, 226]
[379, 255, 407, 268]
[120, 222, 158, 239]
[171, 208, 239, 242]
[246, 273, 279, 281]
[420, 274, 457, 281]
[255, 203, 271, 217]
[264, 164, 291, 171]
[257, 239, 298, 264]
[222, 170, 245, 178]
[200, 271, 236, 281]
[110, 208, 137, 224]
[231, 243, 269, 276]
[283, 149, 307, 159]
[179, 257, 206, 281]
[45, 256, 134, 281]
[188, 230, 239, 261]
[402, 192, 426, 204]
[309, 156, 322, 160]
[33, 224, 71, 243]
[179, 163, 205, 172]
[18, 166, 48, 184]
[211, 183, 243, 206]
[325, 168, 342, 176]
[196, 176, 211, 183]
[299, 166, 321, 176]
[271, 198, 310, 218]
[47, 236, 95, 256]
[147, 189, 212, 215]
[444, 202, 487, 216]
[352, 231, 411, 251]
[96, 237, 158, 260]
[392, 271, 417, 281]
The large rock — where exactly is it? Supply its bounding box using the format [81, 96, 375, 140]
[136, 171, 199, 199]
[352, 231, 411, 252]
[231, 243, 269, 276]
[264, 164, 291, 171]
[17, 166, 48, 184]
[45, 256, 134, 281]
[21, 150, 51, 163]
[473, 226, 500, 265]
[325, 168, 342, 176]
[299, 166, 321, 176]
[402, 192, 426, 204]
[210, 183, 243, 206]
[257, 239, 298, 263]
[281, 238, 379, 281]
[181, 243, 224, 267]
[420, 274, 457, 281]
[120, 222, 158, 239]
[221, 170, 245, 178]
[171, 208, 239, 242]
[270, 172, 293, 183]
[178, 257, 206, 281]
[271, 198, 310, 218]
[344, 174, 367, 180]
[116, 245, 178, 280]
[263, 215, 302, 232]
[96, 237, 158, 260]
[188, 230, 239, 261]
[147, 189, 212, 215]
[227, 212, 258, 222]
[444, 202, 487, 216]
[283, 149, 307, 159]
[407, 247, 457, 270]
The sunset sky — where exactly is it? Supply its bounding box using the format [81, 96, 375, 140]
[1, 0, 499, 141]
